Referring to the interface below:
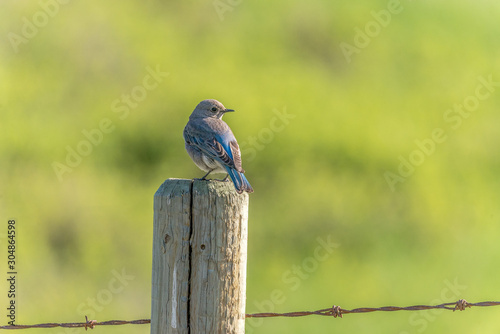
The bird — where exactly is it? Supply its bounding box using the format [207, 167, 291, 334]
[183, 99, 253, 194]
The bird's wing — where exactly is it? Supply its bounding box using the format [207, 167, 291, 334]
[227, 139, 244, 173]
[214, 132, 244, 172]
[184, 125, 237, 170]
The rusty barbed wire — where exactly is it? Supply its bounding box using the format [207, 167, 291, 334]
[1, 299, 499, 330]
[0, 318, 151, 330]
[245, 299, 500, 319]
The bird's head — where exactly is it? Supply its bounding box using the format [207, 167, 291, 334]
[190, 99, 234, 120]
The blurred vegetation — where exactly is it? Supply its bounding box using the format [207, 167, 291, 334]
[1, 0, 500, 333]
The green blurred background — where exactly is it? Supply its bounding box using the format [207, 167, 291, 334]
[1, 0, 500, 333]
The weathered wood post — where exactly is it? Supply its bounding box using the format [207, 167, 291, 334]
[151, 178, 249, 334]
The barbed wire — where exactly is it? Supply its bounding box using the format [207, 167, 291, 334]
[0, 316, 151, 330]
[1, 299, 499, 330]
[245, 299, 500, 319]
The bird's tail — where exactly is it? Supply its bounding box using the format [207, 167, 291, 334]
[225, 167, 254, 194]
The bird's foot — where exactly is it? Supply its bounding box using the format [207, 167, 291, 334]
[194, 170, 213, 181]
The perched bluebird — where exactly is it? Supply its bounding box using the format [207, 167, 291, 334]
[183, 99, 254, 194]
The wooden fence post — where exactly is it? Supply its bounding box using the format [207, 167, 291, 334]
[151, 178, 249, 334]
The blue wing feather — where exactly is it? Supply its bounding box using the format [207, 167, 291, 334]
[215, 132, 234, 161]
[185, 122, 253, 193]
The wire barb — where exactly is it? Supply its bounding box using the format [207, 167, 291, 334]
[84, 316, 97, 330]
[454, 299, 470, 312]
[331, 305, 343, 318]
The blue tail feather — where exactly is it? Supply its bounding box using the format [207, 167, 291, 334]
[225, 167, 253, 194]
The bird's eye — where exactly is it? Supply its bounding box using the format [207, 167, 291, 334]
[211, 107, 217, 112]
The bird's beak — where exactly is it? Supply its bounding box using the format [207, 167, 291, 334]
[224, 108, 235, 113]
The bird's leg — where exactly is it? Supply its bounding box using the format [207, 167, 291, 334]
[214, 174, 229, 182]
[194, 170, 213, 181]
[200, 170, 212, 180]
